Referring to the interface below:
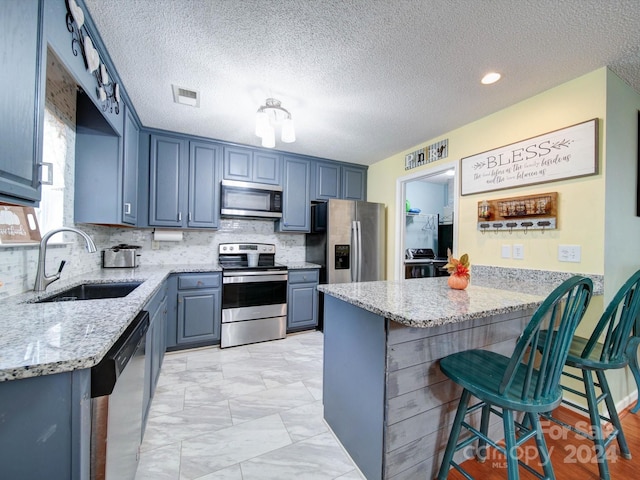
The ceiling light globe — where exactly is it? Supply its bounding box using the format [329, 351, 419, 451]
[255, 111, 269, 137]
[261, 125, 276, 148]
[281, 118, 296, 143]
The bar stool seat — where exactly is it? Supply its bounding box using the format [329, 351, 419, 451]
[437, 276, 593, 480]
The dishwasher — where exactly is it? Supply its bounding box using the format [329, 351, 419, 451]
[90, 310, 149, 480]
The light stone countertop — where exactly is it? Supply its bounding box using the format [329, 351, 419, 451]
[318, 269, 603, 329]
[284, 262, 321, 269]
[1, 261, 319, 382]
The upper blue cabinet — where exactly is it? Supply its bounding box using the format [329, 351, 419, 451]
[311, 161, 367, 201]
[0, 0, 45, 206]
[223, 146, 282, 185]
[148, 134, 221, 229]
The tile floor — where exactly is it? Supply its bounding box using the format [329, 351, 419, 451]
[135, 331, 365, 480]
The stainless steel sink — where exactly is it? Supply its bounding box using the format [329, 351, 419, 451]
[35, 281, 143, 303]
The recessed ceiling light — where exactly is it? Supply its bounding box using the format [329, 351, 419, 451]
[481, 72, 502, 85]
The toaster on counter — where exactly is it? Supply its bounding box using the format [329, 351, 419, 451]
[102, 244, 141, 268]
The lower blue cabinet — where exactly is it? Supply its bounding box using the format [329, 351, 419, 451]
[175, 273, 222, 347]
[143, 282, 168, 432]
[287, 269, 319, 332]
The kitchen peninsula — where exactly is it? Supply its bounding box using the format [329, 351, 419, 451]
[319, 270, 603, 480]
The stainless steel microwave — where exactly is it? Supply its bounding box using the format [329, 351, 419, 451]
[220, 180, 283, 219]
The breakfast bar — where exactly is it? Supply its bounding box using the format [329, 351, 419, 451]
[319, 271, 603, 480]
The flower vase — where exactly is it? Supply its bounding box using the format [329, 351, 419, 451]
[448, 274, 469, 290]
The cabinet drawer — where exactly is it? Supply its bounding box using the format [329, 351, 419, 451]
[288, 269, 319, 285]
[178, 273, 221, 289]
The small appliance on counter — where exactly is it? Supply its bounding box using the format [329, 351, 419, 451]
[102, 244, 141, 268]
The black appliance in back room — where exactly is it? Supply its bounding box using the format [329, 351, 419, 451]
[305, 199, 386, 329]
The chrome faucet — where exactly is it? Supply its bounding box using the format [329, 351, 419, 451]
[34, 227, 97, 292]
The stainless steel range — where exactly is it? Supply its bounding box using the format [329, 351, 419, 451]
[218, 243, 287, 348]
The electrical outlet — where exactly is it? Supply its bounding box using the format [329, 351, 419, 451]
[512, 244, 524, 260]
[501, 245, 512, 259]
[558, 245, 581, 262]
[151, 241, 160, 250]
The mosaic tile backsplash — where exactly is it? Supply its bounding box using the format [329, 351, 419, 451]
[0, 220, 305, 298]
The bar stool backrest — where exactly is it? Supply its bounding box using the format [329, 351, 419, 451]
[581, 269, 640, 364]
[499, 276, 593, 402]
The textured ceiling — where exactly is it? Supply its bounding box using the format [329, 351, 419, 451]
[83, 0, 640, 166]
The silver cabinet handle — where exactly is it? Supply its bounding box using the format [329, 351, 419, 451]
[124, 203, 131, 215]
[178, 212, 182, 222]
[39, 162, 53, 185]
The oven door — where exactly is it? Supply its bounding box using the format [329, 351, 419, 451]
[222, 271, 288, 323]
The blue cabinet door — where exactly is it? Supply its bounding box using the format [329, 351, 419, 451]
[188, 141, 221, 228]
[278, 156, 310, 232]
[149, 135, 186, 226]
[223, 146, 252, 181]
[287, 270, 319, 332]
[0, 0, 44, 205]
[177, 288, 221, 344]
[253, 151, 281, 185]
[223, 146, 281, 184]
[122, 108, 139, 224]
[312, 161, 341, 200]
[342, 165, 367, 201]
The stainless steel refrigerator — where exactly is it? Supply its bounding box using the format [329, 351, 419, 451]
[306, 199, 386, 285]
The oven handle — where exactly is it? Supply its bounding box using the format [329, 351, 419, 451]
[223, 272, 288, 284]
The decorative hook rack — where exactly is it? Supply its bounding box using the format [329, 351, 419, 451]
[65, 0, 120, 114]
[477, 192, 558, 234]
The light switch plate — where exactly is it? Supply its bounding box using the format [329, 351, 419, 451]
[558, 245, 581, 262]
[513, 244, 524, 260]
[501, 245, 512, 259]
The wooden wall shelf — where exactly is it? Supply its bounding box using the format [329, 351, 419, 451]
[477, 192, 558, 233]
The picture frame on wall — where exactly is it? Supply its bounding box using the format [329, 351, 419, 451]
[460, 118, 599, 196]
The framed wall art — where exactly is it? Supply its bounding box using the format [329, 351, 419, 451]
[460, 118, 598, 196]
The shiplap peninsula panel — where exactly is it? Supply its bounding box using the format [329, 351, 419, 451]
[383, 309, 534, 479]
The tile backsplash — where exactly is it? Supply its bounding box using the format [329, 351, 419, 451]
[0, 220, 305, 298]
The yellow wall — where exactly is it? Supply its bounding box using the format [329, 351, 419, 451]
[368, 68, 608, 279]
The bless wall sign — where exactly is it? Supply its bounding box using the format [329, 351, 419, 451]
[460, 119, 598, 195]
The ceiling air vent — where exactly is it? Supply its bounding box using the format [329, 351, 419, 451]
[172, 85, 200, 107]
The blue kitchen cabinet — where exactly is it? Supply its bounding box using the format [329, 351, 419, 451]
[75, 100, 140, 226]
[148, 134, 221, 228]
[143, 282, 168, 432]
[311, 161, 341, 200]
[310, 161, 367, 201]
[0, 369, 91, 479]
[223, 146, 282, 185]
[122, 107, 140, 224]
[175, 273, 222, 347]
[149, 134, 186, 227]
[188, 141, 222, 228]
[287, 269, 319, 332]
[342, 165, 367, 201]
[277, 155, 311, 232]
[0, 0, 45, 206]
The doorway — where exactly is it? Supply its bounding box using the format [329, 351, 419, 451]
[395, 162, 458, 280]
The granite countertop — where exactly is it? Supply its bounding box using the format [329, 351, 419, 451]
[285, 262, 321, 269]
[0, 261, 322, 383]
[0, 264, 227, 382]
[318, 271, 602, 329]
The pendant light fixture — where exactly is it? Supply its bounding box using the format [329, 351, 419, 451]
[255, 98, 296, 148]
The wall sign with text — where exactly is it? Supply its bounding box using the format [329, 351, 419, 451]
[460, 119, 598, 195]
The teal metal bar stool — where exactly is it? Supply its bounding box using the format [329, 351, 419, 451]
[539, 269, 640, 480]
[437, 276, 593, 480]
